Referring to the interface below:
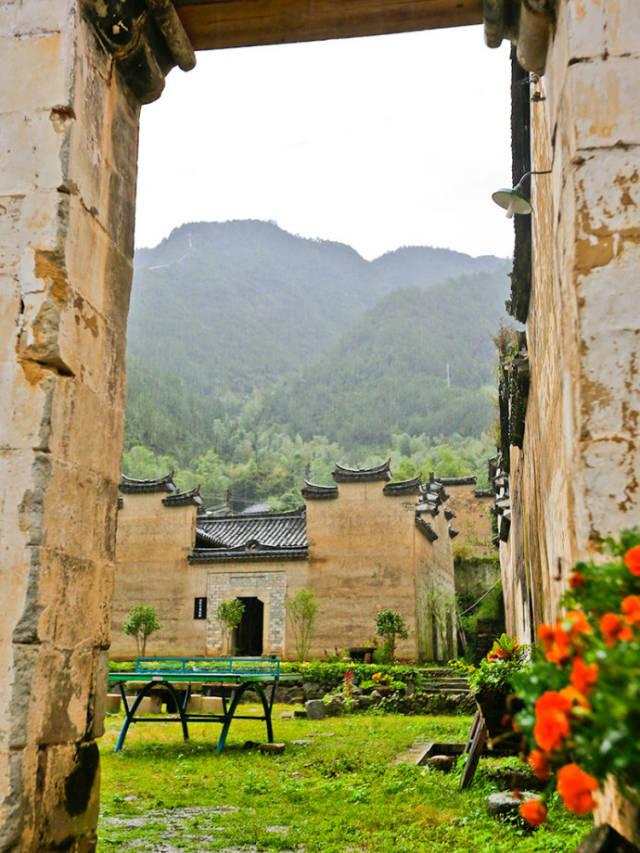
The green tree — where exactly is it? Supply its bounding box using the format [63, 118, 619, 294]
[123, 606, 162, 657]
[287, 588, 319, 661]
[216, 599, 245, 655]
[375, 609, 409, 664]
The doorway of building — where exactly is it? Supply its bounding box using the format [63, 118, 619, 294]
[235, 597, 264, 656]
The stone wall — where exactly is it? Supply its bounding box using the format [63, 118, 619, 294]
[415, 513, 457, 661]
[504, 0, 640, 644]
[111, 494, 208, 659]
[306, 482, 419, 659]
[0, 4, 140, 849]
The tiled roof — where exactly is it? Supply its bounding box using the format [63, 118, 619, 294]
[191, 509, 308, 562]
[162, 487, 203, 507]
[332, 459, 391, 483]
[120, 473, 176, 494]
[383, 475, 422, 496]
[415, 514, 438, 542]
[301, 481, 339, 500]
[435, 475, 477, 486]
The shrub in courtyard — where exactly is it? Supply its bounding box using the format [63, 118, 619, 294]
[286, 587, 318, 661]
[375, 609, 409, 664]
[513, 529, 640, 827]
[216, 598, 245, 655]
[123, 605, 161, 657]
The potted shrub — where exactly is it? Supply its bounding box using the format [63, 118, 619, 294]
[468, 633, 526, 745]
[512, 530, 640, 837]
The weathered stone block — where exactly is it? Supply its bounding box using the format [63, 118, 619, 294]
[486, 791, 541, 818]
[0, 0, 71, 38]
[604, 0, 640, 56]
[0, 34, 70, 113]
[0, 111, 67, 195]
[571, 58, 640, 149]
[259, 742, 285, 755]
[304, 699, 325, 720]
[558, 0, 606, 60]
[42, 463, 117, 563]
[29, 644, 97, 745]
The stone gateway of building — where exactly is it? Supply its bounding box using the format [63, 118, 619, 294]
[112, 462, 463, 662]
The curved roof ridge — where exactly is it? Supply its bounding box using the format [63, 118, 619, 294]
[332, 458, 391, 482]
[120, 472, 176, 493]
[301, 481, 339, 500]
[383, 474, 422, 495]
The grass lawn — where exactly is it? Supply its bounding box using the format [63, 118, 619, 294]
[98, 705, 588, 852]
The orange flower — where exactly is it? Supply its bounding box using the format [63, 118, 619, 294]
[528, 749, 551, 780]
[539, 624, 572, 665]
[570, 657, 598, 695]
[560, 685, 591, 711]
[565, 610, 592, 639]
[600, 612, 633, 646]
[569, 571, 585, 589]
[534, 691, 572, 752]
[623, 545, 640, 576]
[622, 595, 640, 627]
[520, 799, 547, 827]
[556, 764, 598, 815]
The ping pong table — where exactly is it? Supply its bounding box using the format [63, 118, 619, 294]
[108, 657, 297, 753]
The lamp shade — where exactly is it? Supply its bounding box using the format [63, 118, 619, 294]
[491, 186, 532, 218]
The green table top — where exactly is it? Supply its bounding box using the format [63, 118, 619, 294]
[108, 672, 301, 684]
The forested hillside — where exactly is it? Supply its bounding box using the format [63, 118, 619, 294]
[124, 220, 510, 506]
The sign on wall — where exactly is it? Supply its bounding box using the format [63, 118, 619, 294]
[193, 597, 207, 619]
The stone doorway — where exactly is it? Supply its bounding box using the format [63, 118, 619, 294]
[235, 597, 264, 656]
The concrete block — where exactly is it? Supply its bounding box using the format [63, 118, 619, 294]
[105, 694, 121, 713]
[198, 696, 224, 715]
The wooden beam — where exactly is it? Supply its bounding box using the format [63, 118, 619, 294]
[173, 0, 483, 52]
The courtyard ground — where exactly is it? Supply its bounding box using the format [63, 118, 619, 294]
[98, 706, 587, 852]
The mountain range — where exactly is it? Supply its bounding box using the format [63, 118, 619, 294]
[125, 220, 511, 461]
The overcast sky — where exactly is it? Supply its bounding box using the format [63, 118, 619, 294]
[135, 25, 513, 260]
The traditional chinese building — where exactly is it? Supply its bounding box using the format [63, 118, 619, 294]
[111, 461, 465, 662]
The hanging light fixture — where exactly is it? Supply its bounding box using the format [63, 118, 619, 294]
[492, 169, 552, 218]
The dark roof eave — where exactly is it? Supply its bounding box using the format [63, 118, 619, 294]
[435, 475, 477, 486]
[383, 474, 422, 495]
[301, 481, 339, 499]
[162, 486, 203, 507]
[415, 514, 438, 542]
[189, 548, 309, 562]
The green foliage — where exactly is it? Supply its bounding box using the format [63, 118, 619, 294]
[468, 636, 527, 694]
[459, 581, 504, 662]
[286, 588, 319, 662]
[123, 606, 161, 657]
[375, 610, 410, 664]
[124, 222, 509, 504]
[280, 661, 427, 690]
[215, 599, 245, 656]
[215, 599, 245, 630]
